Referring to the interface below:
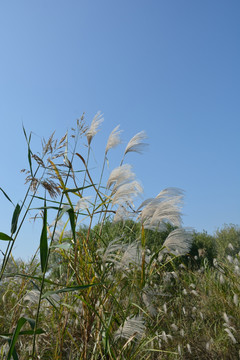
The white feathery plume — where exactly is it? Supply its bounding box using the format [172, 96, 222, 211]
[163, 303, 167, 313]
[98, 239, 143, 272]
[223, 312, 230, 325]
[23, 289, 40, 304]
[118, 241, 142, 271]
[23, 289, 61, 307]
[112, 180, 143, 206]
[113, 206, 132, 223]
[107, 164, 143, 210]
[107, 164, 135, 190]
[156, 187, 184, 200]
[187, 344, 192, 354]
[114, 316, 145, 341]
[140, 199, 182, 231]
[105, 125, 122, 155]
[190, 290, 199, 296]
[97, 238, 123, 265]
[178, 345, 182, 355]
[159, 331, 172, 343]
[124, 131, 148, 155]
[138, 188, 184, 231]
[74, 196, 92, 212]
[138, 188, 184, 211]
[224, 328, 237, 344]
[233, 293, 238, 306]
[171, 323, 178, 332]
[162, 228, 193, 255]
[142, 288, 157, 316]
[86, 112, 104, 145]
[180, 329, 185, 337]
[148, 199, 182, 229]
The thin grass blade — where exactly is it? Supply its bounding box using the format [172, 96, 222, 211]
[63, 184, 95, 193]
[0, 187, 14, 204]
[42, 283, 97, 298]
[22, 125, 33, 177]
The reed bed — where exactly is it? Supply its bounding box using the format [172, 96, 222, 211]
[0, 114, 240, 359]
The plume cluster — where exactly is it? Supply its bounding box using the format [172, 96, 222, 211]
[114, 316, 145, 341]
[138, 187, 184, 231]
[97, 239, 143, 272]
[162, 228, 193, 255]
[107, 164, 143, 211]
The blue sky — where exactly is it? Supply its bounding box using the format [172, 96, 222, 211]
[0, 0, 240, 260]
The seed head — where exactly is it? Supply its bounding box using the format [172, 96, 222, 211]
[124, 131, 148, 155]
[105, 125, 122, 154]
[86, 112, 103, 145]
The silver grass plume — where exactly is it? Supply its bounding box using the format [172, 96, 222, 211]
[107, 164, 143, 212]
[107, 164, 135, 190]
[113, 206, 133, 223]
[97, 239, 143, 272]
[124, 131, 148, 155]
[114, 316, 145, 341]
[162, 228, 193, 255]
[112, 181, 143, 206]
[105, 125, 122, 155]
[23, 289, 61, 307]
[86, 111, 104, 145]
[63, 130, 69, 166]
[23, 289, 40, 304]
[74, 196, 92, 211]
[97, 238, 124, 265]
[224, 328, 237, 344]
[138, 188, 184, 231]
[117, 241, 142, 271]
[142, 287, 157, 316]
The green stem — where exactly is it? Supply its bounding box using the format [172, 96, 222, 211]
[0, 164, 42, 280]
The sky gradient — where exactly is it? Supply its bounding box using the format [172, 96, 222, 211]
[0, 0, 240, 259]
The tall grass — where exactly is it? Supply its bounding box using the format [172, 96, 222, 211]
[0, 114, 240, 359]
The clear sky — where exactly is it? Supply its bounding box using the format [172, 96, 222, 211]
[0, 0, 240, 260]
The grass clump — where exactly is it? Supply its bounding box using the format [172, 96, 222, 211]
[0, 114, 240, 359]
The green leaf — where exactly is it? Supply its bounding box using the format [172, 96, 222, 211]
[30, 195, 69, 205]
[30, 206, 61, 211]
[67, 208, 76, 243]
[0, 328, 44, 337]
[40, 199, 48, 272]
[0, 232, 13, 241]
[63, 184, 95, 193]
[0, 187, 14, 205]
[42, 283, 97, 298]
[7, 317, 36, 360]
[11, 204, 21, 234]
